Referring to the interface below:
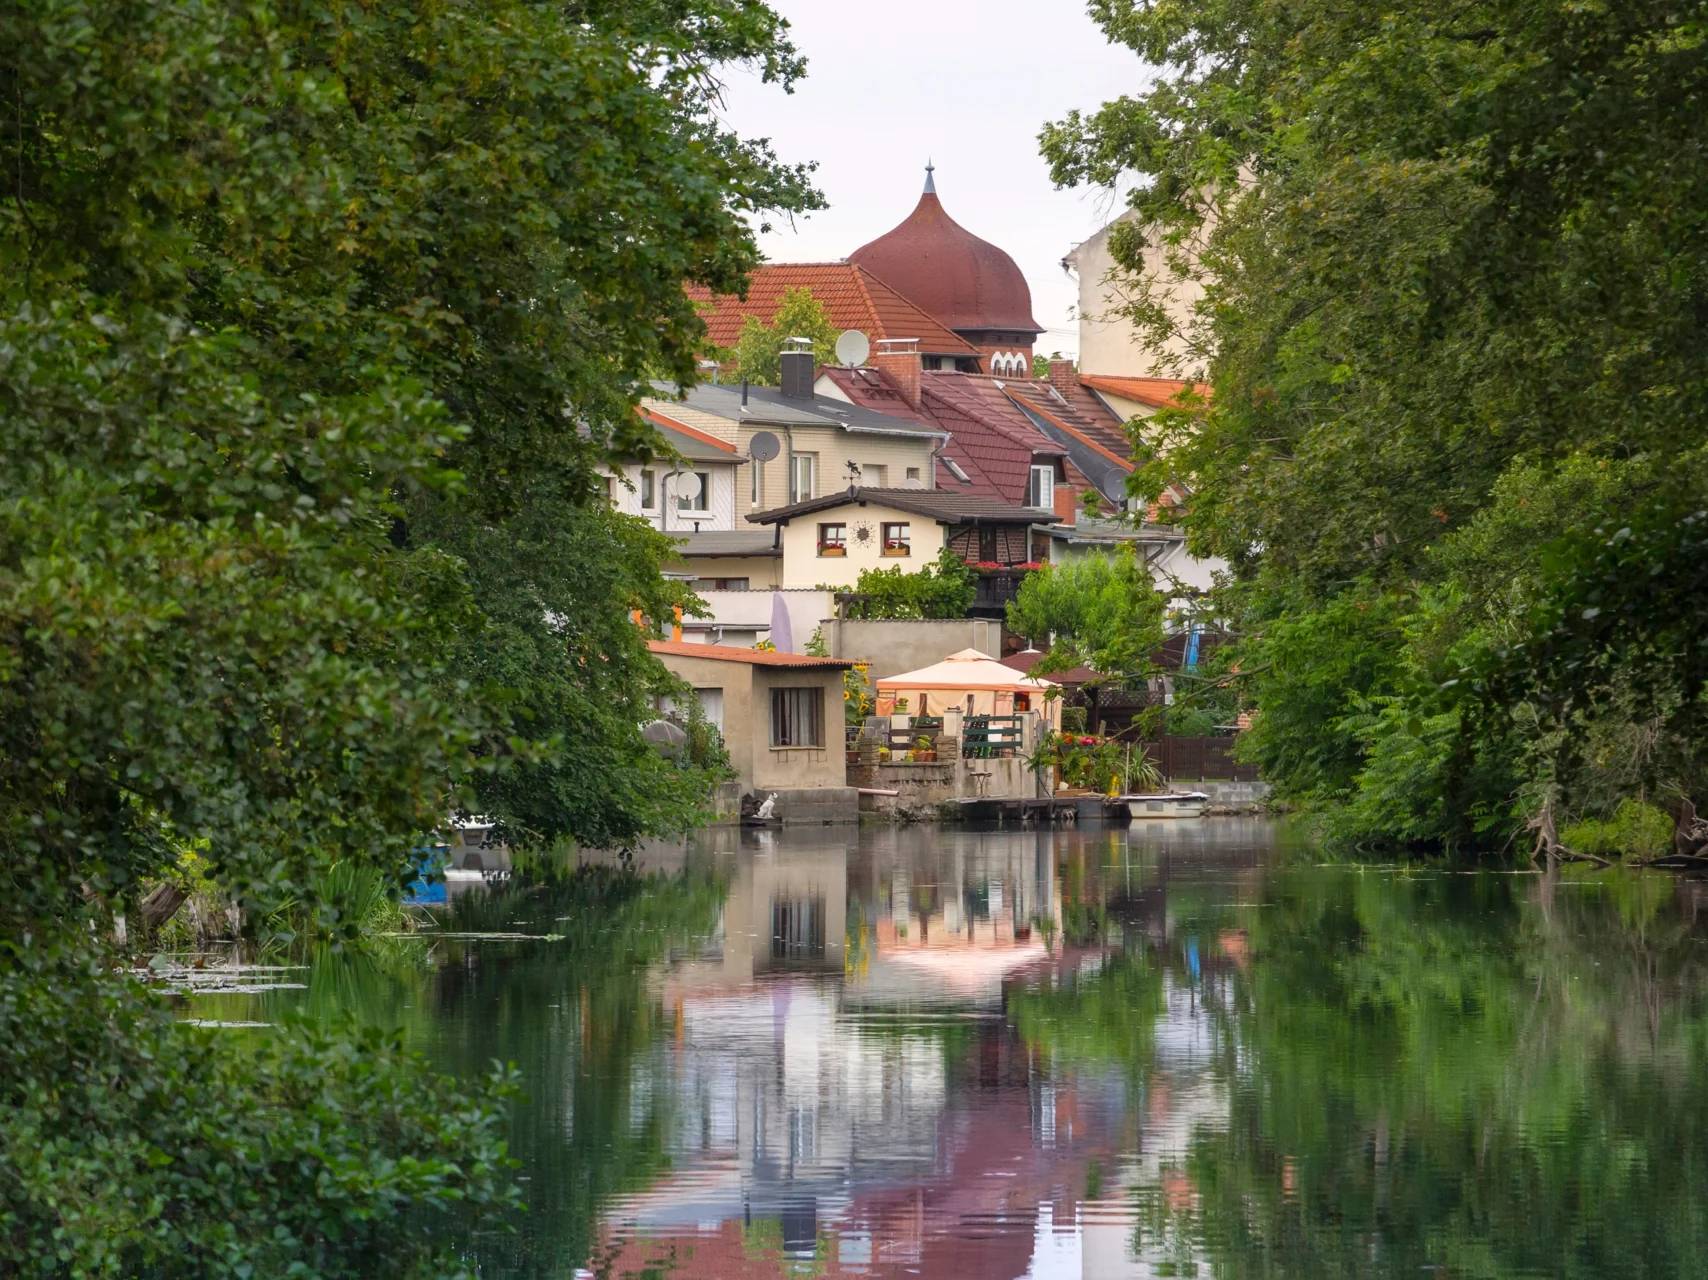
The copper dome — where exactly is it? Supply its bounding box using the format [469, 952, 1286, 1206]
[850, 174, 1043, 338]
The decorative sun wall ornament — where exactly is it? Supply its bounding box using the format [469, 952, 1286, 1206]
[853, 522, 874, 544]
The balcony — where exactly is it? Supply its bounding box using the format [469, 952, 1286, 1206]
[968, 562, 1041, 615]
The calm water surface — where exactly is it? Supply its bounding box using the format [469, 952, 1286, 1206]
[192, 820, 1708, 1278]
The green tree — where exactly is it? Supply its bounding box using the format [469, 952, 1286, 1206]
[1042, 0, 1708, 845]
[1006, 546, 1166, 682]
[846, 548, 977, 619]
[732, 286, 842, 385]
[0, 0, 818, 1270]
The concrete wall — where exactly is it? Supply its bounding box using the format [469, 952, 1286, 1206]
[650, 650, 853, 820]
[777, 500, 950, 589]
[678, 589, 835, 651]
[849, 756, 1035, 815]
[822, 617, 1005, 679]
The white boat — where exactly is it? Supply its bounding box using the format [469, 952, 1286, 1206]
[1121, 791, 1209, 819]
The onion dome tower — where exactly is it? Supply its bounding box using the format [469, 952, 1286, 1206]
[849, 163, 1044, 376]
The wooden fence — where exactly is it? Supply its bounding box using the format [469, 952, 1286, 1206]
[1141, 735, 1260, 782]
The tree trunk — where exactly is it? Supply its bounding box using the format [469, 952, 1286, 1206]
[139, 882, 188, 932]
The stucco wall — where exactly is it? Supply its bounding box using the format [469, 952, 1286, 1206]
[672, 555, 784, 590]
[1065, 209, 1204, 379]
[776, 500, 951, 589]
[742, 426, 938, 515]
[648, 650, 849, 800]
[821, 617, 1005, 679]
[849, 756, 1035, 813]
[680, 589, 835, 651]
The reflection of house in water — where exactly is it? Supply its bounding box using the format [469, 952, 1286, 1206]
[595, 824, 1268, 1278]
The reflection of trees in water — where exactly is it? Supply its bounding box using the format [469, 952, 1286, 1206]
[1161, 867, 1708, 1277]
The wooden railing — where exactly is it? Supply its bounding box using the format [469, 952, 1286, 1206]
[963, 715, 1024, 759]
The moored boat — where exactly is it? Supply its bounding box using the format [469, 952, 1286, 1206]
[1121, 791, 1209, 819]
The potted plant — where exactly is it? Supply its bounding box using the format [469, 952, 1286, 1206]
[878, 746, 891, 763]
[913, 734, 937, 763]
[891, 696, 910, 731]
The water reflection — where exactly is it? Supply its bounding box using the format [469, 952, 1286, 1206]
[189, 822, 1708, 1278]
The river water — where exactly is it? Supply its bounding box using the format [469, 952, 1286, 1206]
[190, 820, 1708, 1278]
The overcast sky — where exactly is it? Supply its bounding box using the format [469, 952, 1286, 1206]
[717, 1, 1153, 358]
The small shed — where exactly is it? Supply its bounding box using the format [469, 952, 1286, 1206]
[875, 649, 1061, 724]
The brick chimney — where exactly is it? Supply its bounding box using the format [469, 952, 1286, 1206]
[1053, 483, 1078, 527]
[872, 340, 922, 409]
[1048, 358, 1078, 396]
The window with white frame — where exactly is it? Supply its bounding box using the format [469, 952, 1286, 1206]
[904, 466, 921, 487]
[770, 686, 823, 747]
[751, 458, 762, 506]
[1027, 464, 1054, 509]
[861, 463, 887, 487]
[790, 453, 816, 502]
[639, 468, 657, 509]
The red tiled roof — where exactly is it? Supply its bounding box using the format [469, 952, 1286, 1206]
[686, 263, 980, 358]
[1080, 374, 1209, 408]
[648, 639, 854, 669]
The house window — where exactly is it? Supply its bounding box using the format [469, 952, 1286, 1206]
[751, 458, 762, 506]
[817, 523, 847, 556]
[791, 453, 816, 502]
[692, 577, 749, 592]
[881, 522, 911, 556]
[905, 466, 922, 487]
[861, 463, 887, 487]
[639, 469, 656, 509]
[1027, 464, 1054, 509]
[771, 687, 823, 747]
[676, 470, 711, 511]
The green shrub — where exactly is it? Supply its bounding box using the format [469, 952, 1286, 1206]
[1561, 799, 1674, 862]
[1061, 706, 1088, 734]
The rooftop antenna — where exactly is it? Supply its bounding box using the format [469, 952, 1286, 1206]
[923, 159, 936, 195]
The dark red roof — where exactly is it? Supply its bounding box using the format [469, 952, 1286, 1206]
[1001, 649, 1101, 685]
[685, 263, 979, 358]
[1002, 382, 1134, 473]
[817, 367, 1065, 507]
[850, 187, 1042, 336]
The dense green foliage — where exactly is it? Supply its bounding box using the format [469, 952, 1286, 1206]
[731, 285, 841, 384]
[1045, 1, 1708, 848]
[844, 547, 977, 619]
[0, 0, 815, 1270]
[1006, 547, 1165, 683]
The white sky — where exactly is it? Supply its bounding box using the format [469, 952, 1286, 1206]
[717, 1, 1153, 359]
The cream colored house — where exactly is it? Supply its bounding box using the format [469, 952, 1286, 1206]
[601, 418, 748, 533]
[641, 353, 946, 517]
[648, 639, 857, 823]
[1063, 208, 1206, 379]
[746, 487, 1053, 592]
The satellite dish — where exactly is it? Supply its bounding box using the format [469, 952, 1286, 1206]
[676, 472, 702, 500]
[835, 330, 871, 367]
[749, 431, 781, 463]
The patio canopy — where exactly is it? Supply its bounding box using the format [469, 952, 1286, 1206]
[877, 649, 1061, 693]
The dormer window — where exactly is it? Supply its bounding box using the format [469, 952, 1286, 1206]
[1027, 464, 1054, 509]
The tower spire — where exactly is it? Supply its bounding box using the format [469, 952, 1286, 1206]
[923, 159, 936, 195]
